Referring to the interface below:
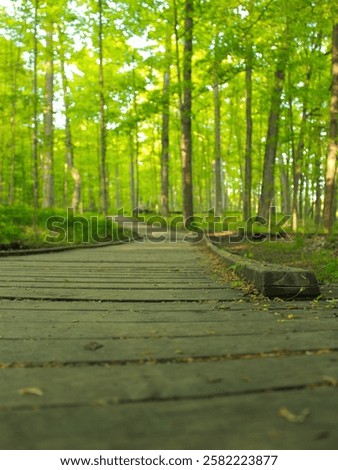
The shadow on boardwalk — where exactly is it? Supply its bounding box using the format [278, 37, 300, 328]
[0, 237, 337, 449]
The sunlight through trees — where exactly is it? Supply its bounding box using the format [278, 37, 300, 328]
[0, 0, 336, 230]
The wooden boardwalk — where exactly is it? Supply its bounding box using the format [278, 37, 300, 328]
[0, 237, 337, 450]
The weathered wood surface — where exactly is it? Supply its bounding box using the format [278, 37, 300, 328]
[0, 239, 337, 450]
[2, 388, 337, 450]
[2, 317, 338, 338]
[1, 354, 338, 407]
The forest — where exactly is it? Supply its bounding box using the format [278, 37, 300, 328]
[0, 0, 337, 249]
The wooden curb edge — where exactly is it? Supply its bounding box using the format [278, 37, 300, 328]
[204, 236, 321, 299]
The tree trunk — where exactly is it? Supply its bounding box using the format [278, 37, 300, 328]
[114, 161, 121, 210]
[181, 0, 194, 221]
[58, 26, 81, 211]
[323, 23, 338, 233]
[42, 13, 54, 208]
[298, 173, 304, 221]
[98, 0, 108, 215]
[132, 66, 140, 215]
[161, 67, 170, 216]
[244, 45, 253, 221]
[32, 0, 39, 213]
[202, 133, 212, 210]
[213, 32, 222, 217]
[314, 127, 323, 225]
[213, 77, 222, 216]
[9, 43, 19, 205]
[292, 67, 312, 231]
[0, 138, 4, 203]
[173, 0, 183, 110]
[292, 106, 306, 231]
[304, 173, 310, 219]
[134, 126, 140, 215]
[258, 62, 286, 220]
[129, 132, 136, 212]
[279, 154, 291, 214]
[287, 88, 298, 229]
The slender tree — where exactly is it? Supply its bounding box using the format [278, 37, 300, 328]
[277, 151, 291, 215]
[129, 131, 136, 211]
[132, 64, 140, 215]
[98, 0, 108, 215]
[58, 26, 81, 210]
[160, 28, 171, 216]
[173, 0, 183, 110]
[42, 6, 54, 208]
[243, 40, 253, 221]
[258, 49, 287, 220]
[213, 31, 223, 217]
[314, 124, 323, 225]
[9, 43, 19, 205]
[181, 0, 194, 220]
[323, 23, 338, 233]
[32, 0, 39, 213]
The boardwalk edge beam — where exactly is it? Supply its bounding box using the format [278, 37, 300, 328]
[204, 236, 321, 299]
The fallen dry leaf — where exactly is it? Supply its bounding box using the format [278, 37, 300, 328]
[206, 377, 222, 384]
[92, 399, 107, 406]
[278, 406, 310, 423]
[322, 375, 337, 386]
[84, 341, 104, 351]
[19, 387, 44, 397]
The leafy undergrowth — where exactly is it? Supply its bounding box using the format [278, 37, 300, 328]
[219, 234, 338, 283]
[0, 206, 131, 251]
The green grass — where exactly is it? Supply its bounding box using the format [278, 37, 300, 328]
[0, 206, 131, 250]
[222, 234, 338, 283]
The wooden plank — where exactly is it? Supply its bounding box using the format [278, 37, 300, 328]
[0, 250, 193, 261]
[1, 317, 338, 339]
[0, 287, 243, 302]
[0, 308, 258, 323]
[321, 285, 338, 299]
[0, 298, 335, 315]
[1, 353, 337, 408]
[0, 281, 227, 289]
[0, 254, 208, 268]
[0, 262, 208, 268]
[0, 388, 336, 449]
[0, 300, 221, 313]
[0, 330, 337, 364]
[0, 274, 217, 281]
[0, 310, 333, 326]
[0, 301, 335, 326]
